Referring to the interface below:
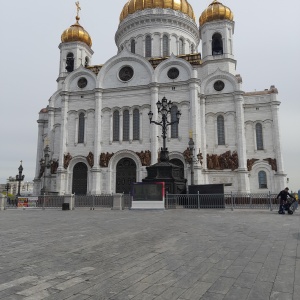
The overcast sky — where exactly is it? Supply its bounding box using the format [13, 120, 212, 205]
[0, 0, 299, 192]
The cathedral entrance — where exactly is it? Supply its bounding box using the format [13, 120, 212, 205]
[116, 158, 136, 194]
[72, 162, 88, 195]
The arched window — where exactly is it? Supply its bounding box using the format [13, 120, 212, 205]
[256, 123, 264, 150]
[163, 35, 169, 57]
[133, 109, 140, 140]
[85, 57, 89, 67]
[123, 110, 129, 141]
[179, 38, 184, 55]
[258, 171, 267, 189]
[78, 113, 85, 143]
[113, 111, 120, 141]
[145, 35, 152, 57]
[212, 33, 223, 55]
[66, 53, 74, 72]
[131, 39, 135, 54]
[217, 115, 225, 145]
[171, 106, 179, 138]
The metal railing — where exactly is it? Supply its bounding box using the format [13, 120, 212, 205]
[74, 194, 113, 209]
[166, 192, 280, 210]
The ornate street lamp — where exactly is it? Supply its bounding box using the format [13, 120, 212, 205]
[40, 145, 51, 194]
[16, 161, 25, 196]
[5, 183, 10, 203]
[148, 96, 181, 162]
[188, 136, 195, 185]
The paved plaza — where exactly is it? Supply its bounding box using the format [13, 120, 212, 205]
[0, 208, 299, 300]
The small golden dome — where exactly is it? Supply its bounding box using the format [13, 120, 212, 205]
[120, 0, 195, 22]
[199, 0, 233, 26]
[61, 16, 92, 47]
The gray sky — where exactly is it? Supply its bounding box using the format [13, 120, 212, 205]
[1, 0, 299, 192]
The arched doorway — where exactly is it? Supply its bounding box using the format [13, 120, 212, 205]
[170, 158, 185, 179]
[72, 162, 88, 195]
[116, 158, 136, 194]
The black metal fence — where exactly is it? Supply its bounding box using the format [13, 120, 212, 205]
[166, 193, 280, 210]
[75, 194, 113, 209]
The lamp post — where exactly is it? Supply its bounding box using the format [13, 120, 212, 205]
[5, 183, 10, 203]
[16, 161, 25, 196]
[148, 96, 181, 162]
[40, 145, 51, 194]
[188, 137, 195, 185]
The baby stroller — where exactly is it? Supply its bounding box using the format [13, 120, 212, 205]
[279, 198, 297, 215]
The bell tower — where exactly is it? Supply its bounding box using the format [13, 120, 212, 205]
[199, 1, 235, 64]
[58, 2, 93, 84]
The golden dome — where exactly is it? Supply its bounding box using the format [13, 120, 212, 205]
[61, 16, 92, 47]
[120, 0, 195, 22]
[199, 0, 233, 26]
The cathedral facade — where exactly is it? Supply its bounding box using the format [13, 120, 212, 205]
[34, 0, 286, 195]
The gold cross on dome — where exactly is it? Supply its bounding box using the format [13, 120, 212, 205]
[75, 1, 81, 18]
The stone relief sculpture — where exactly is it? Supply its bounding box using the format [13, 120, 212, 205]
[183, 147, 192, 164]
[64, 153, 72, 169]
[246, 158, 259, 171]
[100, 152, 114, 167]
[136, 150, 151, 166]
[207, 151, 239, 170]
[50, 160, 59, 174]
[86, 152, 94, 168]
[264, 158, 277, 171]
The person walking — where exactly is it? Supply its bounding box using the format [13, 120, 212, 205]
[277, 187, 295, 214]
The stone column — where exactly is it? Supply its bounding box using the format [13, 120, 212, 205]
[91, 89, 103, 194]
[234, 92, 250, 192]
[200, 94, 207, 172]
[150, 84, 159, 164]
[189, 78, 201, 184]
[56, 92, 69, 195]
[271, 94, 285, 189]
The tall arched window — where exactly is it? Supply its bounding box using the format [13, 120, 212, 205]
[123, 110, 129, 141]
[258, 171, 267, 189]
[84, 57, 89, 67]
[131, 39, 135, 54]
[145, 35, 152, 57]
[179, 38, 184, 55]
[66, 53, 74, 72]
[212, 33, 223, 55]
[217, 115, 225, 145]
[256, 123, 264, 150]
[78, 113, 85, 143]
[133, 109, 140, 140]
[163, 35, 169, 57]
[171, 106, 179, 138]
[113, 111, 120, 141]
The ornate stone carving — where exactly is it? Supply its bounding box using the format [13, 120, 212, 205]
[197, 149, 203, 165]
[183, 147, 192, 164]
[136, 150, 151, 166]
[86, 152, 94, 168]
[64, 153, 72, 169]
[50, 160, 59, 174]
[207, 151, 239, 171]
[247, 158, 259, 171]
[263, 158, 277, 171]
[100, 152, 114, 168]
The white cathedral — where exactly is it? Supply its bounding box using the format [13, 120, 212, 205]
[33, 0, 286, 195]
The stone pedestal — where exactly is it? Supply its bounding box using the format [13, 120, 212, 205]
[0, 194, 6, 211]
[112, 194, 124, 210]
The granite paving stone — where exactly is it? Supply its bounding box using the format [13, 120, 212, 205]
[0, 209, 299, 300]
